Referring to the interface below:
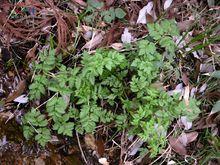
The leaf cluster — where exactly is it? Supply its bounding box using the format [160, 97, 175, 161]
[24, 20, 200, 157]
[84, 1, 126, 24]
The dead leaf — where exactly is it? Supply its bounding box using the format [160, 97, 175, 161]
[0, 111, 14, 120]
[82, 32, 104, 50]
[72, 0, 87, 7]
[96, 138, 105, 157]
[168, 136, 187, 155]
[6, 80, 26, 103]
[13, 94, 28, 104]
[34, 157, 45, 165]
[84, 134, 97, 151]
[164, 0, 173, 10]
[111, 43, 123, 50]
[178, 132, 198, 146]
[199, 83, 207, 93]
[182, 72, 189, 86]
[105, 0, 115, 6]
[177, 20, 194, 32]
[26, 43, 38, 61]
[50, 135, 60, 145]
[190, 87, 197, 97]
[168, 160, 176, 165]
[98, 157, 109, 165]
[128, 139, 144, 156]
[180, 116, 192, 130]
[121, 28, 133, 43]
[124, 161, 134, 165]
[136, 2, 154, 24]
[168, 83, 184, 96]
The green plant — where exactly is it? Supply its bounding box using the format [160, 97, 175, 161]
[23, 19, 200, 157]
[84, 1, 126, 24]
[22, 108, 50, 146]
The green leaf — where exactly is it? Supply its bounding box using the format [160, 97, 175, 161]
[115, 8, 126, 19]
[211, 101, 220, 114]
[211, 71, 220, 78]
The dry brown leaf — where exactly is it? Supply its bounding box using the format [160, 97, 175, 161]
[105, 0, 115, 6]
[34, 157, 45, 165]
[6, 80, 26, 103]
[72, 0, 87, 7]
[168, 136, 187, 155]
[111, 43, 123, 50]
[26, 43, 38, 61]
[164, 0, 173, 10]
[136, 2, 154, 24]
[182, 72, 189, 86]
[121, 28, 133, 44]
[177, 20, 194, 32]
[84, 134, 97, 151]
[178, 132, 198, 146]
[96, 138, 105, 156]
[82, 32, 104, 50]
[180, 116, 192, 130]
[0, 111, 14, 120]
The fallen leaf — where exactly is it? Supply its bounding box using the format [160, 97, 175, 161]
[190, 87, 197, 97]
[84, 134, 97, 151]
[182, 72, 189, 86]
[128, 139, 144, 156]
[200, 63, 214, 73]
[50, 135, 60, 145]
[98, 157, 109, 165]
[72, 0, 87, 7]
[13, 94, 28, 104]
[168, 160, 176, 165]
[178, 132, 198, 146]
[180, 116, 192, 130]
[0, 136, 7, 147]
[26, 43, 38, 61]
[177, 20, 194, 32]
[82, 32, 104, 50]
[83, 31, 93, 40]
[96, 138, 105, 156]
[164, 0, 173, 10]
[111, 43, 123, 50]
[34, 157, 45, 165]
[136, 2, 154, 24]
[184, 132, 198, 143]
[121, 28, 133, 43]
[6, 80, 26, 103]
[0, 111, 14, 120]
[199, 83, 207, 93]
[178, 133, 188, 146]
[168, 136, 187, 155]
[124, 161, 133, 165]
[168, 83, 184, 96]
[105, 0, 115, 6]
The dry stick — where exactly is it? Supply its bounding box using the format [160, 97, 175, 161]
[5, 103, 20, 124]
[76, 132, 88, 164]
[149, 146, 171, 165]
[119, 130, 125, 165]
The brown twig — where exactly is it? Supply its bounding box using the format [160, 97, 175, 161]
[76, 132, 88, 164]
